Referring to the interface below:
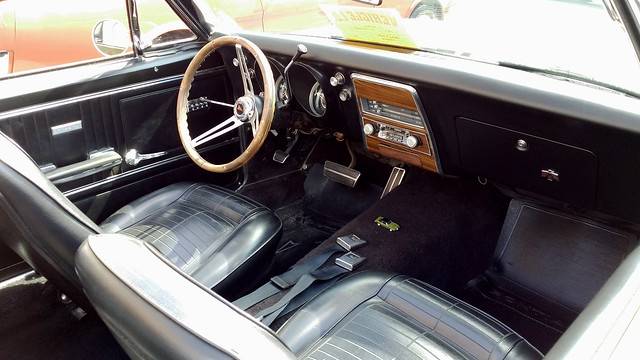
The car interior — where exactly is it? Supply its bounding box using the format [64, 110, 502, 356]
[2, 0, 640, 359]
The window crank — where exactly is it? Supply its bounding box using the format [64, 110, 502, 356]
[125, 149, 167, 166]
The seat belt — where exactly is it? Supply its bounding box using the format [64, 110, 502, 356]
[233, 244, 344, 310]
[256, 264, 350, 326]
[256, 251, 366, 326]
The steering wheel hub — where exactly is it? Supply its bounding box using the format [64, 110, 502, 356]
[234, 96, 255, 122]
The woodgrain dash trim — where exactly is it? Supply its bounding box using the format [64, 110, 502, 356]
[351, 73, 440, 173]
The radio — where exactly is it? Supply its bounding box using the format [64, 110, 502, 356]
[363, 122, 420, 149]
[352, 73, 439, 173]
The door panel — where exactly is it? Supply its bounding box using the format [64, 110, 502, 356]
[0, 48, 242, 279]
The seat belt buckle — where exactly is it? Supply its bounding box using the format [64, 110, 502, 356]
[270, 275, 294, 289]
[335, 252, 366, 271]
[337, 234, 367, 251]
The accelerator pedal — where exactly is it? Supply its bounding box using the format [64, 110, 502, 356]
[323, 160, 361, 188]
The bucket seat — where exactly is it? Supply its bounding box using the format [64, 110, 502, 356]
[0, 131, 281, 305]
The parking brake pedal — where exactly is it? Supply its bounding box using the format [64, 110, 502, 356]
[273, 129, 300, 164]
[323, 160, 361, 188]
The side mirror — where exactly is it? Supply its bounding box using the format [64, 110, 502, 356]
[92, 20, 130, 56]
[351, 0, 383, 5]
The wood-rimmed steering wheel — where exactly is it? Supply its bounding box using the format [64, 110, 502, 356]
[176, 36, 275, 173]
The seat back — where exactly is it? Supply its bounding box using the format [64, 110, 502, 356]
[75, 233, 295, 360]
[0, 131, 100, 303]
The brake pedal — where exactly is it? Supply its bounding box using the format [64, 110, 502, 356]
[272, 129, 299, 164]
[381, 167, 405, 198]
[323, 160, 361, 188]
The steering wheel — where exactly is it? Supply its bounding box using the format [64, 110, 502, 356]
[177, 36, 275, 173]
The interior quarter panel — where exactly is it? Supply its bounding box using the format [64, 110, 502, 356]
[236, 32, 640, 224]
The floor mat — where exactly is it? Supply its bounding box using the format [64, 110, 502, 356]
[460, 200, 638, 353]
[0, 273, 127, 360]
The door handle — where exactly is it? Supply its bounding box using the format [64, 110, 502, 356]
[125, 149, 167, 166]
[47, 149, 122, 185]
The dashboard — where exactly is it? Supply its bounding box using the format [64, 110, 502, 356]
[249, 55, 441, 173]
[224, 32, 640, 226]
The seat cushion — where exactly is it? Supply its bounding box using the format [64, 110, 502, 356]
[101, 183, 282, 291]
[278, 272, 542, 360]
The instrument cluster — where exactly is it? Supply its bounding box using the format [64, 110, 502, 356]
[252, 57, 331, 119]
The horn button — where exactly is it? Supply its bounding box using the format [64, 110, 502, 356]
[234, 96, 256, 122]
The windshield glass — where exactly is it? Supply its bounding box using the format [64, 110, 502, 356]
[203, 0, 640, 96]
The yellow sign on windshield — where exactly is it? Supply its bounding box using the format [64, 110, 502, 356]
[322, 5, 416, 49]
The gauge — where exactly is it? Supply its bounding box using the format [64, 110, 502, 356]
[308, 82, 327, 117]
[288, 62, 328, 118]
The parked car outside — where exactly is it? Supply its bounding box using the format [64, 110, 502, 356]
[0, 0, 446, 76]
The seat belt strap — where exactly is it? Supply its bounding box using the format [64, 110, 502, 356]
[233, 244, 344, 310]
[257, 264, 349, 326]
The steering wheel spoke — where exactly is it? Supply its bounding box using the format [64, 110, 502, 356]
[235, 44, 254, 96]
[250, 113, 259, 137]
[198, 97, 234, 108]
[191, 115, 243, 147]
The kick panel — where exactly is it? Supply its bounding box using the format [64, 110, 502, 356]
[352, 73, 439, 173]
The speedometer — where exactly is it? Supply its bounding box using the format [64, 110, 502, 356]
[308, 82, 326, 118]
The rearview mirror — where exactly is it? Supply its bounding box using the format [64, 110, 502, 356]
[92, 20, 130, 56]
[352, 0, 383, 5]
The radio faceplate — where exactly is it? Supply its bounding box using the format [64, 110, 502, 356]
[352, 74, 439, 173]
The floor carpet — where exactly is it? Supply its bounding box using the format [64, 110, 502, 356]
[0, 273, 127, 360]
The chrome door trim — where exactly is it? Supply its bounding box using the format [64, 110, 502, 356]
[50, 120, 83, 136]
[0, 67, 223, 120]
[63, 138, 239, 197]
[47, 149, 122, 185]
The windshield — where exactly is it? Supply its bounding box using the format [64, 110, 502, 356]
[202, 0, 640, 96]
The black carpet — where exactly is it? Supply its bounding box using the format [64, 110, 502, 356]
[272, 200, 336, 273]
[0, 273, 127, 360]
[297, 169, 510, 292]
[239, 170, 306, 210]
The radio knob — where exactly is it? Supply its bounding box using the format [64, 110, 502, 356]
[405, 135, 419, 148]
[363, 123, 375, 135]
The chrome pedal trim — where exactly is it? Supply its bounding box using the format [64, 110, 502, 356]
[323, 160, 361, 188]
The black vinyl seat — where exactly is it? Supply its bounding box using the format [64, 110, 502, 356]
[278, 272, 543, 360]
[74, 233, 542, 360]
[0, 131, 281, 305]
[101, 182, 282, 291]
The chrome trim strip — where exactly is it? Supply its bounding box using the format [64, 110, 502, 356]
[351, 73, 442, 173]
[39, 163, 57, 174]
[0, 67, 222, 120]
[0, 270, 37, 290]
[51, 120, 82, 136]
[84, 234, 294, 359]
